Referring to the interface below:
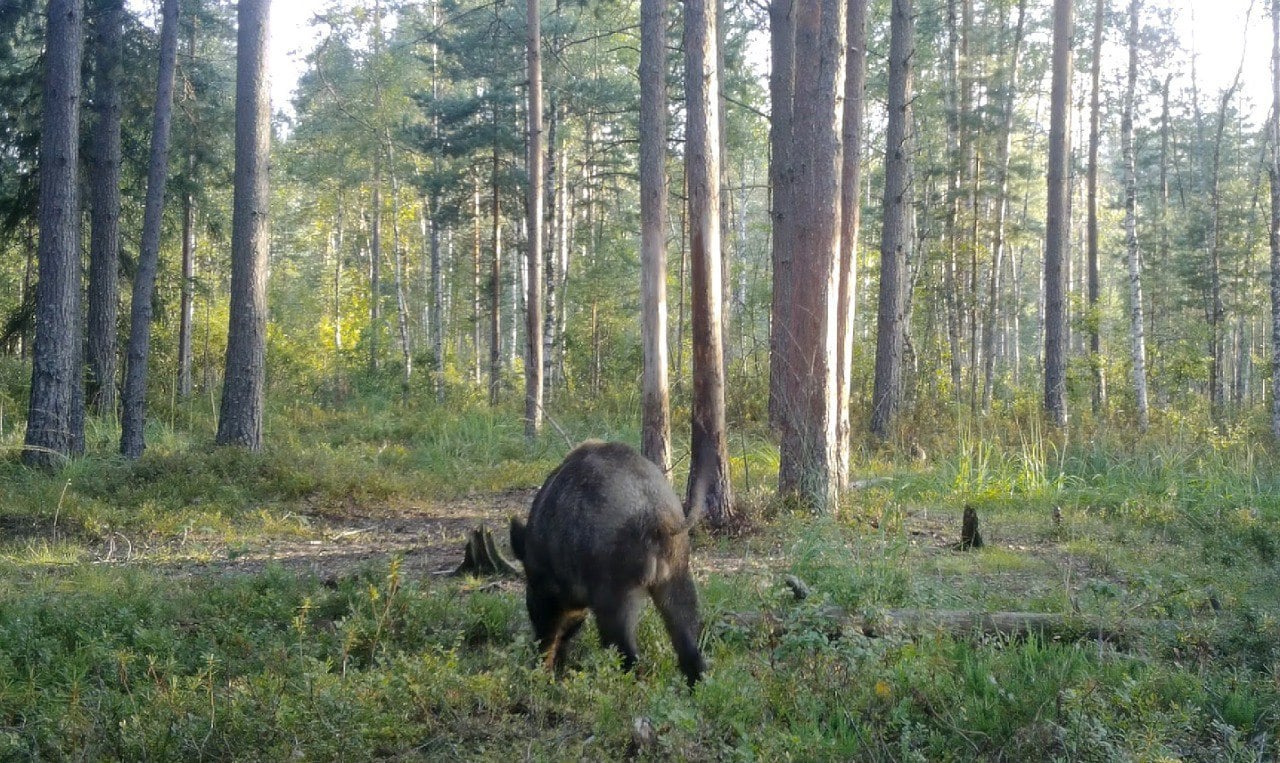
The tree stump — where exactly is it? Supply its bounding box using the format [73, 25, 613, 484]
[956, 505, 984, 550]
[452, 525, 521, 577]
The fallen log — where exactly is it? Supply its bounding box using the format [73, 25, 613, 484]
[720, 606, 1183, 649]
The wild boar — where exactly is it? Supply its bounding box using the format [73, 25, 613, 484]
[509, 440, 706, 686]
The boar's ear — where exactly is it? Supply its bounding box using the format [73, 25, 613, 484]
[509, 517, 527, 561]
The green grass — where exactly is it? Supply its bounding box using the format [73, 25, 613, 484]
[0, 398, 1276, 758]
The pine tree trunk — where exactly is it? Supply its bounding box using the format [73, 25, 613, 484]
[640, 0, 672, 473]
[1122, 0, 1149, 430]
[685, 0, 734, 526]
[215, 0, 270, 450]
[86, 0, 123, 417]
[120, 0, 179, 460]
[870, 0, 913, 441]
[370, 155, 382, 375]
[25, 0, 85, 467]
[981, 0, 1026, 412]
[525, 0, 545, 438]
[835, 0, 867, 489]
[1269, 0, 1280, 441]
[489, 128, 503, 406]
[177, 17, 198, 400]
[472, 172, 483, 386]
[766, 0, 795, 428]
[178, 182, 195, 399]
[1085, 0, 1106, 415]
[1044, 0, 1074, 428]
[777, 0, 845, 511]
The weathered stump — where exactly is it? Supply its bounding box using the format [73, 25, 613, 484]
[452, 525, 521, 577]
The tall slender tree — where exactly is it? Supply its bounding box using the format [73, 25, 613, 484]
[216, 0, 270, 449]
[640, 0, 671, 472]
[1044, 0, 1074, 428]
[25, 0, 85, 467]
[835, 0, 867, 487]
[766, 0, 793, 428]
[121, 0, 180, 459]
[981, 0, 1027, 411]
[1085, 0, 1106, 414]
[685, 0, 733, 526]
[1270, 0, 1280, 441]
[870, 0, 913, 440]
[86, 0, 124, 416]
[524, 0, 544, 438]
[1122, 0, 1149, 430]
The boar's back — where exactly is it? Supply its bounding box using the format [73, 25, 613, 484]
[521, 441, 690, 602]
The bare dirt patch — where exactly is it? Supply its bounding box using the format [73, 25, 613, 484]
[129, 489, 538, 582]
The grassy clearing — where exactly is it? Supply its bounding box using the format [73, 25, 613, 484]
[0, 400, 1277, 759]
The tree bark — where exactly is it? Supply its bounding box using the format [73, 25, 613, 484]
[121, 0, 180, 459]
[870, 0, 913, 441]
[1270, 0, 1280, 442]
[489, 122, 503, 406]
[684, 0, 734, 526]
[370, 153, 382, 375]
[835, 0, 867, 489]
[1044, 0, 1073, 428]
[525, 0, 545, 438]
[386, 136, 412, 391]
[216, 0, 270, 450]
[25, 0, 85, 467]
[981, 0, 1027, 412]
[1085, 0, 1106, 415]
[177, 15, 198, 400]
[640, 0, 672, 473]
[766, 0, 794, 428]
[776, 0, 845, 512]
[86, 0, 123, 417]
[1122, 0, 1149, 431]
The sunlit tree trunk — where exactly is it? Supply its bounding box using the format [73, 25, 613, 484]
[489, 118, 503, 406]
[1085, 0, 1106, 415]
[640, 0, 672, 472]
[685, 0, 734, 526]
[87, 0, 123, 417]
[766, 0, 794, 428]
[387, 136, 412, 392]
[25, 0, 85, 467]
[1044, 0, 1073, 428]
[216, 0, 270, 450]
[835, 0, 867, 488]
[525, 0, 545, 437]
[1270, 0, 1280, 441]
[870, 0, 913, 441]
[981, 0, 1026, 412]
[1122, 0, 1149, 431]
[178, 15, 198, 401]
[776, 0, 845, 511]
[370, 154, 382, 375]
[120, 0, 179, 460]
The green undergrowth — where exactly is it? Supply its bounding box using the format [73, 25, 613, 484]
[0, 402, 1277, 758]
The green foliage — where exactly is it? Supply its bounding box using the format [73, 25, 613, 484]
[0, 403, 1276, 758]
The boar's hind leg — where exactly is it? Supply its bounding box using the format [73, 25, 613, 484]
[593, 588, 644, 672]
[528, 586, 585, 674]
[651, 573, 706, 686]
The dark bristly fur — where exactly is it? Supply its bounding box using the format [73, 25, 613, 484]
[509, 441, 706, 686]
